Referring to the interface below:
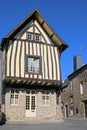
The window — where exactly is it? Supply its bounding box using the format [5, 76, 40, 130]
[75, 107, 78, 114]
[70, 107, 74, 116]
[27, 56, 41, 73]
[70, 95, 73, 103]
[35, 34, 41, 42]
[27, 33, 33, 40]
[42, 90, 50, 105]
[27, 32, 41, 42]
[70, 81, 73, 90]
[80, 81, 84, 94]
[10, 89, 19, 105]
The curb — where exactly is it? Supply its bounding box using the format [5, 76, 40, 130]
[6, 119, 64, 124]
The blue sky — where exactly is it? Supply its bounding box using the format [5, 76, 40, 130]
[0, 0, 87, 80]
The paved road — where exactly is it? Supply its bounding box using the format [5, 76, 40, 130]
[0, 119, 87, 130]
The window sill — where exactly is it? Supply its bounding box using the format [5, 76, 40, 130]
[25, 71, 42, 75]
[10, 104, 19, 106]
[42, 104, 50, 106]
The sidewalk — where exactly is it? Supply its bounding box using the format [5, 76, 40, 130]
[6, 119, 64, 124]
[66, 117, 87, 120]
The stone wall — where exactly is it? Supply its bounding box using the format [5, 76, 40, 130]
[3, 88, 63, 121]
[62, 70, 87, 118]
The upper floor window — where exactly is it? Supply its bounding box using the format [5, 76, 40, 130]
[35, 34, 41, 42]
[27, 33, 33, 40]
[10, 89, 19, 105]
[80, 81, 84, 94]
[70, 81, 73, 91]
[27, 56, 41, 73]
[70, 95, 73, 103]
[26, 32, 41, 42]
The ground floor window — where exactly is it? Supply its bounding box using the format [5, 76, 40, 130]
[10, 89, 19, 105]
[70, 107, 74, 116]
[42, 90, 50, 106]
[75, 107, 78, 114]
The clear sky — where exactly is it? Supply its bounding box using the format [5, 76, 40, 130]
[0, 0, 87, 80]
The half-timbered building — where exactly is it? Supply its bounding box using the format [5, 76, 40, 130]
[1, 9, 68, 120]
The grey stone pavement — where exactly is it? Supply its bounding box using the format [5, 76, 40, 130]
[0, 118, 87, 130]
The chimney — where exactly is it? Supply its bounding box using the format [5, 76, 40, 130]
[73, 55, 82, 71]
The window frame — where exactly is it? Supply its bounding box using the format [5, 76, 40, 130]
[70, 95, 73, 103]
[25, 55, 42, 74]
[35, 34, 41, 42]
[26, 32, 33, 41]
[42, 90, 50, 106]
[70, 81, 73, 91]
[26, 32, 41, 42]
[80, 81, 84, 94]
[10, 89, 19, 105]
[75, 107, 79, 114]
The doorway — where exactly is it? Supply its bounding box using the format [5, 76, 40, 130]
[84, 101, 87, 117]
[26, 90, 36, 117]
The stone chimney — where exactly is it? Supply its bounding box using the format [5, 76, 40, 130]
[73, 55, 82, 71]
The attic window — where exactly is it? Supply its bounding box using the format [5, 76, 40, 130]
[27, 32, 41, 42]
[35, 34, 41, 42]
[27, 33, 33, 40]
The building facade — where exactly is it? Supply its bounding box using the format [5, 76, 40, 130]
[62, 64, 87, 118]
[1, 9, 68, 120]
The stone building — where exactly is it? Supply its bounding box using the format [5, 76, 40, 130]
[0, 45, 1, 103]
[61, 64, 87, 118]
[1, 9, 68, 121]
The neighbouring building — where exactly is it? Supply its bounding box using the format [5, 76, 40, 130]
[61, 57, 87, 118]
[1, 9, 68, 121]
[0, 45, 2, 103]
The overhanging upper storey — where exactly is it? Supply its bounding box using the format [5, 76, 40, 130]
[1, 9, 68, 52]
